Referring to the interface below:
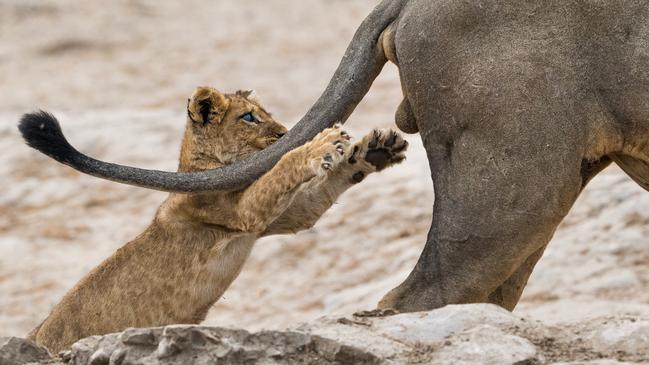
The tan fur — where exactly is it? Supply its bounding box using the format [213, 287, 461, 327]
[30, 87, 408, 353]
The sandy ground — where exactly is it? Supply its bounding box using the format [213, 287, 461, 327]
[1, 0, 649, 338]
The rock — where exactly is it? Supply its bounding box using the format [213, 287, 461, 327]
[299, 303, 531, 360]
[62, 304, 540, 364]
[0, 337, 52, 365]
[7, 304, 649, 364]
[118, 328, 158, 347]
[368, 303, 527, 344]
[66, 326, 380, 365]
[88, 348, 109, 365]
[550, 361, 639, 365]
[426, 325, 544, 365]
[585, 316, 649, 358]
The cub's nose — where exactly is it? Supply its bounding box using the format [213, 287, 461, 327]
[276, 132, 286, 138]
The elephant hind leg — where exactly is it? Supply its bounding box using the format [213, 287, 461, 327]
[486, 156, 614, 310]
[487, 155, 615, 310]
[487, 245, 547, 311]
[378, 122, 588, 312]
[611, 154, 649, 192]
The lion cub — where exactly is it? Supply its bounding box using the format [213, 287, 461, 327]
[29, 87, 408, 352]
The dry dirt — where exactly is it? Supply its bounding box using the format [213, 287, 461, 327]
[1, 0, 649, 340]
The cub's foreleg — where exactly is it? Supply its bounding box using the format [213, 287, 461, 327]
[263, 128, 408, 236]
[232, 126, 351, 233]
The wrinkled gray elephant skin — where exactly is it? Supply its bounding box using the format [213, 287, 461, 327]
[18, 0, 649, 312]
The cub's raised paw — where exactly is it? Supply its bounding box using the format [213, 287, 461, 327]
[307, 125, 352, 176]
[352, 129, 408, 171]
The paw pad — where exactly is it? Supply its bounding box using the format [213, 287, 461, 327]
[362, 129, 408, 171]
[365, 149, 394, 171]
[351, 171, 365, 183]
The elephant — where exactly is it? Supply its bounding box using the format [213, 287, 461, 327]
[19, 0, 649, 312]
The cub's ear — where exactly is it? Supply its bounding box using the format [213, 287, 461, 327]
[236, 89, 253, 98]
[236, 89, 261, 103]
[187, 87, 230, 126]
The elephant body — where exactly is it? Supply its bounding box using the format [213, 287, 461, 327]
[378, 0, 649, 311]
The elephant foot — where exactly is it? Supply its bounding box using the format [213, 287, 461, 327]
[377, 276, 445, 312]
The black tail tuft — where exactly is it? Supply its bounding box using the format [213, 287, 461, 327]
[18, 111, 78, 164]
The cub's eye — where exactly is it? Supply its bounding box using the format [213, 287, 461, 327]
[241, 112, 257, 123]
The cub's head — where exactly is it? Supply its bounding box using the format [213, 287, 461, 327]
[180, 86, 288, 172]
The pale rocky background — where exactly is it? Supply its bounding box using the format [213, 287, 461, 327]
[1, 0, 649, 363]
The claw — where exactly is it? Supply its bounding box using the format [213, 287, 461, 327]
[368, 130, 380, 149]
[391, 155, 406, 164]
[348, 145, 359, 164]
[322, 162, 332, 170]
[385, 131, 397, 147]
[392, 140, 408, 153]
